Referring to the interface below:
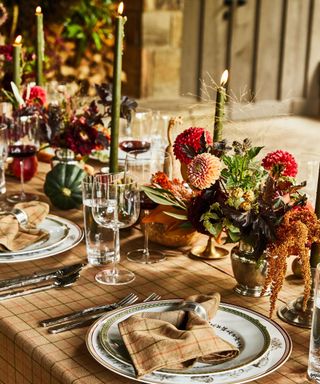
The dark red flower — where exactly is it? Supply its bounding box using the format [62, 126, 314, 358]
[0, 44, 13, 61]
[173, 127, 213, 165]
[262, 150, 298, 178]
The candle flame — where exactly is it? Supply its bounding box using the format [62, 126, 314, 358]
[220, 70, 228, 86]
[14, 35, 22, 45]
[35, 6, 42, 14]
[118, 2, 124, 15]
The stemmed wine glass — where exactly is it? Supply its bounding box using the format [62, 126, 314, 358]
[91, 172, 140, 285]
[119, 108, 153, 153]
[7, 114, 40, 203]
[125, 150, 171, 264]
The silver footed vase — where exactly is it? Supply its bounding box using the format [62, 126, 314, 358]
[231, 241, 271, 297]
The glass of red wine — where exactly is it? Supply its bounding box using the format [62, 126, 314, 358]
[119, 108, 153, 155]
[125, 149, 171, 264]
[7, 114, 40, 203]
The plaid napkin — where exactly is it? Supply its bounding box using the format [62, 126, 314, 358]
[118, 293, 239, 378]
[0, 201, 49, 252]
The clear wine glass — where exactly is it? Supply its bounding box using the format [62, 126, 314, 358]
[91, 172, 140, 285]
[125, 149, 171, 264]
[0, 124, 8, 195]
[7, 114, 40, 203]
[119, 108, 153, 154]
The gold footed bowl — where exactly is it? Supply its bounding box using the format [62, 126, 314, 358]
[147, 223, 200, 248]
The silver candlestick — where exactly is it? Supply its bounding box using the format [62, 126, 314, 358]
[277, 267, 315, 328]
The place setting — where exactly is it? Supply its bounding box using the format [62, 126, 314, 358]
[0, 201, 83, 263]
[85, 294, 292, 384]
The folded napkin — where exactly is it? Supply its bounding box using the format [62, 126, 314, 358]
[0, 201, 49, 252]
[118, 293, 239, 378]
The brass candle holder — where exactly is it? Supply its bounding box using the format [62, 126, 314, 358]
[190, 235, 228, 260]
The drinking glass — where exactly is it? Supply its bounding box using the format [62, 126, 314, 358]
[125, 150, 171, 264]
[308, 264, 320, 382]
[119, 108, 153, 153]
[0, 124, 8, 195]
[82, 175, 115, 266]
[7, 114, 39, 203]
[151, 111, 170, 150]
[91, 172, 140, 285]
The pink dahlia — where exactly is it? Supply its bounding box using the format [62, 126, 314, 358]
[262, 150, 298, 177]
[187, 153, 221, 189]
[173, 127, 213, 164]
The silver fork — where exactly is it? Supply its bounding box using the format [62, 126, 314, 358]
[40, 292, 138, 327]
[48, 292, 162, 334]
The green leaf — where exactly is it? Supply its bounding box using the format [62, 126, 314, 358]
[228, 230, 241, 242]
[10, 82, 25, 106]
[163, 211, 188, 221]
[248, 146, 263, 160]
[143, 190, 173, 206]
[92, 32, 102, 50]
[204, 221, 222, 237]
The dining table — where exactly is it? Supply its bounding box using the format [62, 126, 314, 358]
[0, 160, 313, 384]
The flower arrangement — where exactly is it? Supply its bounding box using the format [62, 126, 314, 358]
[144, 126, 320, 316]
[7, 83, 136, 160]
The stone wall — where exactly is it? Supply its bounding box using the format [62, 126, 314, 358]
[123, 0, 184, 99]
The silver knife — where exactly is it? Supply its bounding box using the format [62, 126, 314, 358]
[0, 263, 85, 291]
[0, 273, 80, 301]
[48, 312, 103, 334]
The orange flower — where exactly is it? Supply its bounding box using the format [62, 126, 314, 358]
[187, 153, 221, 190]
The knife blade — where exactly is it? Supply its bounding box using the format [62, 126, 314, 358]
[0, 263, 85, 291]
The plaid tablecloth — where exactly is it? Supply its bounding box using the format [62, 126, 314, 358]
[0, 163, 312, 383]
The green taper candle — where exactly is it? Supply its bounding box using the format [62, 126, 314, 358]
[12, 35, 22, 89]
[213, 70, 228, 142]
[35, 6, 44, 86]
[109, 2, 126, 173]
[310, 164, 320, 268]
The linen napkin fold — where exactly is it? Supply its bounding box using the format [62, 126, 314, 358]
[118, 293, 239, 378]
[0, 201, 49, 252]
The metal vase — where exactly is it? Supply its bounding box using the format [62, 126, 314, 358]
[231, 242, 270, 297]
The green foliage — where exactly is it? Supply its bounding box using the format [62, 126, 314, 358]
[221, 143, 266, 192]
[0, 0, 117, 85]
[62, 0, 114, 61]
[142, 186, 187, 212]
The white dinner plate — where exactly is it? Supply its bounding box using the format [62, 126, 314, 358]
[86, 300, 292, 384]
[0, 215, 83, 263]
[0, 215, 70, 256]
[99, 300, 271, 375]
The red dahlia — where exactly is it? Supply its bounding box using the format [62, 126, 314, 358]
[173, 127, 213, 165]
[24, 86, 47, 106]
[262, 150, 298, 178]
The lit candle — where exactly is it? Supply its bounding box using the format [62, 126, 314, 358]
[35, 6, 44, 86]
[214, 69, 228, 142]
[109, 2, 126, 173]
[310, 165, 320, 268]
[12, 35, 22, 89]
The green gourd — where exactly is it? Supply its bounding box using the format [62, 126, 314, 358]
[44, 163, 86, 210]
